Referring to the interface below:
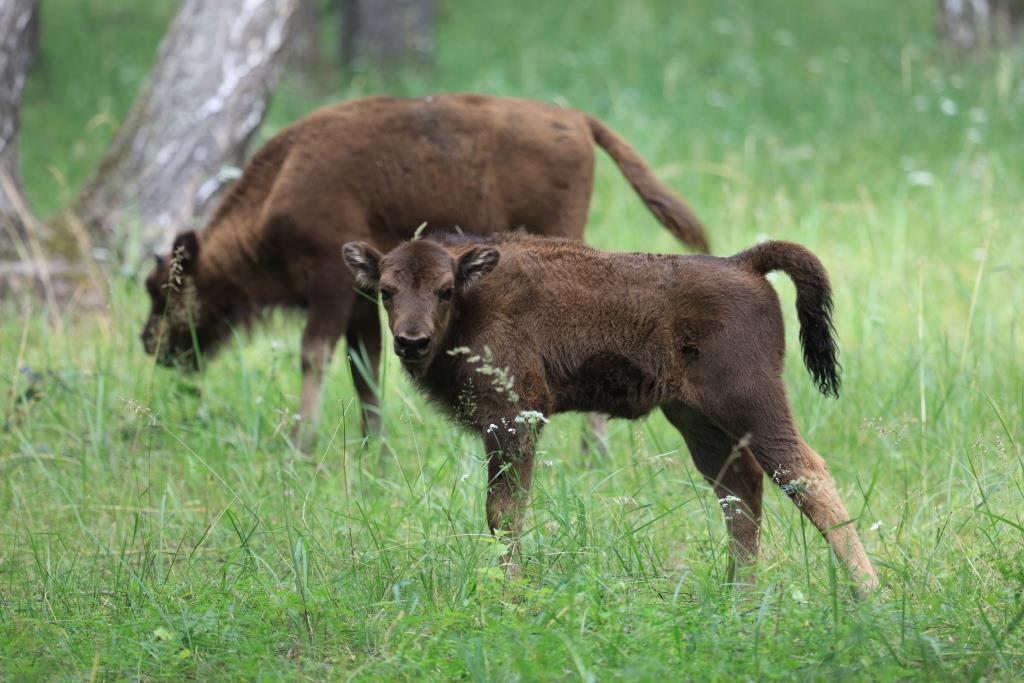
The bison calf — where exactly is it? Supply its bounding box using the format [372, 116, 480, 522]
[342, 234, 880, 595]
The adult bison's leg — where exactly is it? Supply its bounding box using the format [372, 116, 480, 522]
[482, 422, 539, 580]
[663, 403, 764, 584]
[293, 265, 355, 450]
[346, 293, 383, 438]
[581, 413, 610, 458]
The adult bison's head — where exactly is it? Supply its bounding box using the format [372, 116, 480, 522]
[342, 238, 500, 371]
[140, 231, 242, 371]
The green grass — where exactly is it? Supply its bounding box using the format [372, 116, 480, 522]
[4, 0, 1024, 679]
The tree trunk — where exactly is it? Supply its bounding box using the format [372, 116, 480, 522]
[340, 0, 434, 71]
[0, 0, 39, 260]
[72, 0, 301, 254]
[288, 0, 328, 76]
[939, 0, 1023, 50]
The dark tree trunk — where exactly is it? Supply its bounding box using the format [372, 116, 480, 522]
[340, 0, 434, 71]
[72, 0, 302, 254]
[939, 0, 1024, 50]
[288, 0, 328, 76]
[0, 0, 39, 260]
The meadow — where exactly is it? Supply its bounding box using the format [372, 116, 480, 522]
[2, 0, 1023, 679]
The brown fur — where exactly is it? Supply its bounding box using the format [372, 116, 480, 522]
[140, 93, 710, 441]
[342, 234, 880, 594]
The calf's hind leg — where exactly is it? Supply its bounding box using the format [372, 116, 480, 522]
[766, 437, 879, 596]
[711, 386, 879, 596]
[662, 403, 764, 584]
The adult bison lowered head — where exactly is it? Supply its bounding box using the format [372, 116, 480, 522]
[342, 239, 500, 371]
[140, 230, 250, 371]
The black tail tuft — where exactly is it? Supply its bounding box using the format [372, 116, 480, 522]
[733, 241, 841, 398]
[798, 287, 841, 399]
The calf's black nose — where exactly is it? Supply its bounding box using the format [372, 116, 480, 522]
[395, 334, 431, 359]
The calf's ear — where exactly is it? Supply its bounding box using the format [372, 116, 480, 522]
[171, 231, 200, 274]
[457, 247, 500, 288]
[342, 242, 383, 288]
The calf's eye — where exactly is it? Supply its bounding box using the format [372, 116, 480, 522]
[380, 289, 393, 302]
[439, 287, 454, 302]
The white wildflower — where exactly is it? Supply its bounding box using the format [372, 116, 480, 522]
[940, 97, 958, 116]
[870, 520, 883, 532]
[907, 170, 934, 187]
[719, 495, 744, 519]
[514, 410, 549, 425]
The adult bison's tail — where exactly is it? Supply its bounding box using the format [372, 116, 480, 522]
[733, 241, 841, 398]
[586, 115, 710, 253]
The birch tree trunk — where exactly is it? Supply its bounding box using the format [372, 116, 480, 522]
[939, 0, 1023, 50]
[72, 0, 301, 253]
[0, 0, 39, 259]
[340, 0, 434, 71]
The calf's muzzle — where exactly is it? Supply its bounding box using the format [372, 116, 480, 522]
[394, 333, 432, 360]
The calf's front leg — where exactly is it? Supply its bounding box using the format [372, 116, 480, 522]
[482, 422, 538, 579]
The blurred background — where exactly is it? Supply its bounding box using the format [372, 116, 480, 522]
[2, 0, 1022, 276]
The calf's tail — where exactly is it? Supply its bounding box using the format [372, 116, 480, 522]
[586, 115, 711, 253]
[732, 241, 841, 397]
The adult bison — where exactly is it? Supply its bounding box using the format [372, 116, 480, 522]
[141, 94, 709, 444]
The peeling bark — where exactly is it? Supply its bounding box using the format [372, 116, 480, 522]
[72, 0, 301, 253]
[0, 0, 38, 259]
[340, 0, 434, 71]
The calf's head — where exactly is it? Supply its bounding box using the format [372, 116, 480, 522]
[140, 231, 237, 371]
[343, 240, 500, 368]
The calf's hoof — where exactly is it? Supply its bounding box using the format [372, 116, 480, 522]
[851, 569, 882, 600]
